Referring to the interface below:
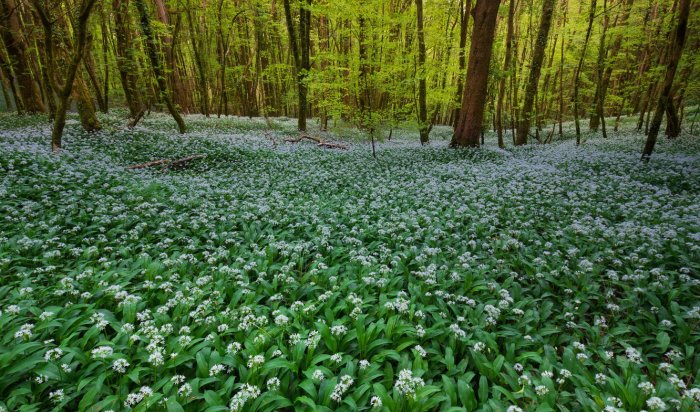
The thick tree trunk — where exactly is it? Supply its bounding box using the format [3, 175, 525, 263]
[642, 0, 689, 160]
[74, 73, 101, 131]
[515, 0, 555, 146]
[450, 0, 501, 148]
[134, 0, 186, 133]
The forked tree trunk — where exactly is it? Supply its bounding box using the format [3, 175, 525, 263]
[451, 0, 501, 148]
[642, 0, 689, 160]
[134, 0, 186, 133]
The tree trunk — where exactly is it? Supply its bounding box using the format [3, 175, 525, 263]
[515, 0, 555, 146]
[416, 0, 430, 144]
[641, 0, 689, 160]
[496, 0, 515, 148]
[134, 0, 186, 133]
[573, 0, 596, 145]
[0, 0, 44, 113]
[283, 0, 311, 132]
[32, 0, 98, 151]
[451, 0, 501, 148]
[452, 0, 472, 129]
[113, 0, 142, 117]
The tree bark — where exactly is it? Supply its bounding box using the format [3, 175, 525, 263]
[515, 0, 555, 146]
[415, 0, 430, 144]
[450, 0, 501, 148]
[573, 0, 596, 145]
[641, 0, 689, 160]
[0, 0, 44, 113]
[452, 0, 472, 129]
[134, 0, 186, 133]
[32, 0, 98, 152]
[496, 0, 515, 148]
[113, 0, 142, 118]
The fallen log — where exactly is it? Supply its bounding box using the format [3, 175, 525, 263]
[283, 133, 347, 150]
[127, 158, 171, 170]
[162, 154, 207, 170]
[127, 154, 206, 171]
[318, 142, 348, 150]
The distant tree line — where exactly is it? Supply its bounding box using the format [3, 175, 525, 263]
[0, 0, 697, 157]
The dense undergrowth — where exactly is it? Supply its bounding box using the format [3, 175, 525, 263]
[0, 112, 699, 411]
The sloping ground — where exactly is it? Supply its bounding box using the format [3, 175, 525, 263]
[0, 113, 699, 411]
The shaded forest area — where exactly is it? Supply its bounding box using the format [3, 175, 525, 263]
[0, 0, 698, 157]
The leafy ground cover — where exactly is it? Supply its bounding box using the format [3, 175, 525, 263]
[0, 113, 699, 412]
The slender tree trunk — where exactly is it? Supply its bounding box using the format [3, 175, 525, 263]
[113, 0, 142, 117]
[0, 0, 44, 113]
[496, 0, 515, 148]
[451, 0, 501, 148]
[559, 0, 567, 137]
[593, 0, 609, 138]
[416, 0, 430, 144]
[642, 0, 689, 160]
[515, 0, 555, 146]
[283, 0, 310, 131]
[452, 0, 472, 128]
[187, 7, 209, 116]
[134, 0, 186, 133]
[573, 0, 596, 145]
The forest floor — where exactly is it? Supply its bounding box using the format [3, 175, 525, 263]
[1, 112, 699, 411]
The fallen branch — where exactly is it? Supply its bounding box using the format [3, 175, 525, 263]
[163, 154, 207, 170]
[127, 154, 206, 171]
[127, 158, 171, 169]
[283, 133, 347, 150]
[318, 142, 348, 150]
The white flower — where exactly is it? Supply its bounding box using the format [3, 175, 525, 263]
[331, 325, 348, 336]
[330, 353, 343, 364]
[330, 375, 354, 402]
[247, 355, 265, 368]
[359, 359, 371, 369]
[44, 348, 63, 361]
[535, 385, 549, 396]
[414, 345, 427, 358]
[394, 369, 424, 399]
[267, 377, 280, 391]
[638, 381, 655, 395]
[112, 358, 130, 373]
[49, 389, 65, 403]
[473, 342, 486, 352]
[91, 346, 113, 359]
[449, 324, 466, 338]
[370, 395, 382, 408]
[229, 384, 260, 411]
[209, 364, 226, 376]
[312, 369, 325, 381]
[646, 397, 667, 411]
[14, 323, 34, 340]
